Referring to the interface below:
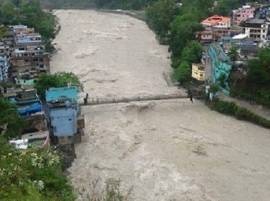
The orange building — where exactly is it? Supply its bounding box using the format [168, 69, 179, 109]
[198, 15, 231, 43]
[201, 15, 231, 28]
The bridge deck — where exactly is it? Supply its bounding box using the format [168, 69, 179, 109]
[80, 93, 200, 106]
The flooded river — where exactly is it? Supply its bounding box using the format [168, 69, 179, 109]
[51, 10, 270, 201]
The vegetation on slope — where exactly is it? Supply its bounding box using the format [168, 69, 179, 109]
[0, 2, 75, 200]
[230, 48, 270, 108]
[0, 97, 74, 201]
[0, 0, 55, 39]
[209, 99, 270, 128]
[0, 98, 25, 139]
[0, 137, 75, 201]
[146, 0, 208, 83]
[35, 72, 81, 100]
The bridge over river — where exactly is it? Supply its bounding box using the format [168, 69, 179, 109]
[81, 93, 196, 106]
[51, 9, 270, 201]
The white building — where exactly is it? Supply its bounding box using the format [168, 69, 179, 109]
[243, 18, 269, 42]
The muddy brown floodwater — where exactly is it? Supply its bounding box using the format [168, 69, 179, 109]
[51, 10, 270, 201]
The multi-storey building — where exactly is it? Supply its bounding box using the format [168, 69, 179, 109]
[0, 56, 10, 81]
[198, 15, 232, 43]
[0, 41, 12, 58]
[192, 63, 206, 81]
[232, 5, 255, 25]
[11, 46, 49, 77]
[10, 25, 49, 79]
[242, 18, 269, 42]
[45, 87, 84, 142]
[15, 33, 42, 47]
[11, 25, 35, 36]
[201, 15, 231, 28]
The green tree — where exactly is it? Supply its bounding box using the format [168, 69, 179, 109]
[181, 0, 213, 19]
[0, 139, 75, 201]
[0, 98, 25, 139]
[0, 1, 18, 24]
[180, 40, 203, 65]
[246, 48, 270, 88]
[214, 0, 256, 15]
[0, 0, 56, 39]
[258, 47, 270, 72]
[173, 61, 191, 84]
[35, 72, 81, 100]
[0, 26, 8, 39]
[228, 46, 238, 61]
[146, 0, 179, 41]
[247, 59, 270, 88]
[169, 14, 203, 57]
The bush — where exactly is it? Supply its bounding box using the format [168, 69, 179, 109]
[35, 72, 81, 100]
[209, 99, 270, 128]
[211, 100, 236, 115]
[173, 61, 191, 84]
[0, 98, 25, 139]
[0, 137, 75, 201]
[230, 88, 270, 108]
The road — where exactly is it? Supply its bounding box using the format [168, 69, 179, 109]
[51, 10, 270, 201]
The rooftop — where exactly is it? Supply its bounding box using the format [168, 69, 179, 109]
[201, 15, 231, 26]
[232, 33, 248, 40]
[244, 18, 266, 24]
[233, 5, 253, 12]
[46, 86, 79, 103]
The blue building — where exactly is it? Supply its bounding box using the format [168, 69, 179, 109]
[207, 43, 232, 95]
[48, 103, 77, 137]
[18, 102, 42, 117]
[8, 89, 42, 117]
[46, 86, 79, 138]
[46, 86, 78, 103]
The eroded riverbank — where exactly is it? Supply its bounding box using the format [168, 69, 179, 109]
[51, 10, 270, 201]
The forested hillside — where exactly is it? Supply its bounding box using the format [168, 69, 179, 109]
[0, 0, 55, 39]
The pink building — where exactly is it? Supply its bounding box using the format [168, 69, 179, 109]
[232, 5, 255, 25]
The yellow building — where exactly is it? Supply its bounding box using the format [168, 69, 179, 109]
[192, 63, 206, 81]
